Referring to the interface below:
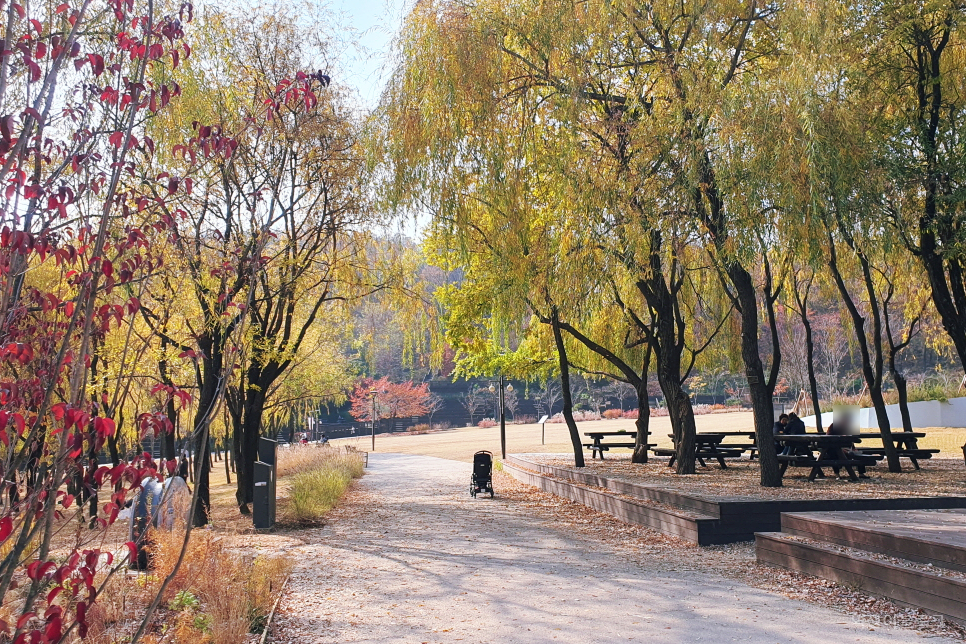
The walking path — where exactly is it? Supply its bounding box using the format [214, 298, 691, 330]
[270, 454, 958, 643]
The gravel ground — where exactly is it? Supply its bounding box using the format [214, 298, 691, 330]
[269, 453, 963, 643]
[529, 454, 966, 500]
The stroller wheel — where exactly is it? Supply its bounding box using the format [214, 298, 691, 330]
[489, 490, 494, 498]
[470, 484, 476, 498]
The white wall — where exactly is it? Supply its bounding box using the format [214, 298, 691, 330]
[801, 396, 966, 429]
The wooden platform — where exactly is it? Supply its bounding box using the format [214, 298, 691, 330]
[781, 509, 966, 572]
[504, 455, 966, 546]
[756, 509, 966, 625]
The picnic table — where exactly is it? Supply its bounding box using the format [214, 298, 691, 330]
[701, 431, 758, 458]
[652, 433, 743, 469]
[853, 432, 938, 470]
[582, 431, 652, 460]
[775, 434, 881, 482]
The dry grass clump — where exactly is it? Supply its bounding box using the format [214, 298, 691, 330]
[276, 444, 363, 478]
[285, 450, 364, 524]
[85, 527, 292, 644]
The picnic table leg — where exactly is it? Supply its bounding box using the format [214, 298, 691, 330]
[910, 456, 920, 470]
[808, 466, 821, 482]
[844, 465, 858, 482]
[667, 452, 676, 468]
[779, 461, 788, 477]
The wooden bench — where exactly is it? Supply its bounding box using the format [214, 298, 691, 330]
[856, 448, 939, 470]
[778, 453, 881, 482]
[653, 440, 744, 469]
[854, 432, 938, 470]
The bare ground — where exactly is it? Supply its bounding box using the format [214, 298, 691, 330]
[268, 454, 965, 643]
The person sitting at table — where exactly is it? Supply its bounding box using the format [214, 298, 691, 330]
[781, 413, 809, 456]
[773, 414, 791, 455]
[785, 413, 806, 435]
[773, 414, 789, 435]
[827, 411, 868, 479]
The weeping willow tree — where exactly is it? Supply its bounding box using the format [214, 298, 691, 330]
[378, 0, 744, 474]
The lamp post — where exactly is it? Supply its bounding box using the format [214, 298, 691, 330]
[370, 388, 377, 451]
[489, 376, 514, 460]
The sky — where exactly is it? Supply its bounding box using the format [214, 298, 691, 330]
[330, 0, 415, 110]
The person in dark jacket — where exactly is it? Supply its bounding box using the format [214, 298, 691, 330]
[785, 413, 807, 435]
[772, 413, 789, 436]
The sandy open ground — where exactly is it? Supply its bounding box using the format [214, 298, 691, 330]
[331, 411, 966, 462]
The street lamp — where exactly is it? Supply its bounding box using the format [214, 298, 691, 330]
[369, 388, 377, 451]
[489, 377, 514, 460]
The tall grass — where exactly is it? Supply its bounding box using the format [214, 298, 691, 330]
[86, 528, 293, 644]
[279, 446, 364, 524]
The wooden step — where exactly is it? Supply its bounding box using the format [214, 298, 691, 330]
[502, 460, 721, 545]
[781, 509, 966, 573]
[756, 531, 966, 626]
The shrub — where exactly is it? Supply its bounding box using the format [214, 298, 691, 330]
[477, 418, 497, 428]
[514, 415, 536, 424]
[277, 443, 361, 478]
[622, 409, 639, 419]
[602, 408, 623, 419]
[288, 452, 365, 524]
[118, 526, 295, 644]
[407, 423, 431, 434]
[432, 421, 451, 430]
[545, 410, 603, 423]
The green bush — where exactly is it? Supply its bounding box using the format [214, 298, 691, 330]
[288, 454, 364, 523]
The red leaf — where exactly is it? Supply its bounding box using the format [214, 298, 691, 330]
[123, 541, 137, 564]
[46, 586, 62, 604]
[45, 615, 62, 641]
[101, 259, 113, 278]
[0, 517, 12, 542]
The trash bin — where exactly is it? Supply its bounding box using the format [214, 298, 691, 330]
[253, 438, 277, 530]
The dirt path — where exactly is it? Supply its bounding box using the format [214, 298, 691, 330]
[270, 454, 958, 644]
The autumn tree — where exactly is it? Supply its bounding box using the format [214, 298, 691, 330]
[349, 377, 430, 430]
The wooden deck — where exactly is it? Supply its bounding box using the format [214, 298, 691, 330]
[503, 455, 966, 545]
[781, 509, 966, 572]
[756, 509, 966, 625]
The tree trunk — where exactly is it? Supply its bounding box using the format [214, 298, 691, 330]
[632, 345, 653, 464]
[662, 375, 696, 475]
[826, 238, 901, 472]
[894, 371, 914, 434]
[235, 387, 267, 509]
[801, 313, 823, 433]
[551, 307, 585, 468]
[224, 437, 232, 485]
[632, 385, 651, 464]
[728, 264, 782, 486]
[190, 336, 223, 527]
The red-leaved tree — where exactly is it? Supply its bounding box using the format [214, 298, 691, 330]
[349, 377, 430, 430]
[0, 0, 327, 637]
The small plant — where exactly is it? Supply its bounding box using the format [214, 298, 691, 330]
[169, 590, 200, 611]
[603, 408, 623, 419]
[477, 418, 497, 428]
[193, 613, 213, 633]
[407, 423, 431, 434]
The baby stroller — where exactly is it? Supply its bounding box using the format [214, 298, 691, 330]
[470, 450, 494, 498]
